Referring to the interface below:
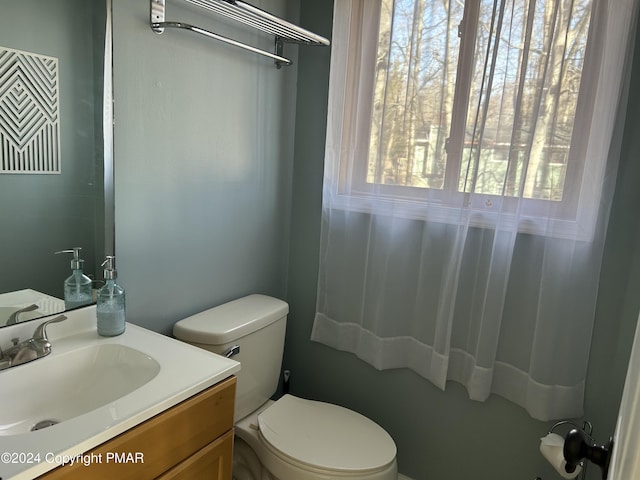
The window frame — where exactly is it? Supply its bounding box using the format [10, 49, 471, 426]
[328, 0, 606, 241]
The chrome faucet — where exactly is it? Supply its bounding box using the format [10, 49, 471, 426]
[0, 315, 67, 370]
[5, 304, 39, 326]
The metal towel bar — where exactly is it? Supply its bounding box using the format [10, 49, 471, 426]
[150, 0, 329, 67]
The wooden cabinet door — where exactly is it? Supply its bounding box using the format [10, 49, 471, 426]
[157, 430, 233, 480]
[39, 377, 235, 480]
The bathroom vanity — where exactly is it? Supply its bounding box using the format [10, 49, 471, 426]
[0, 306, 240, 480]
[39, 377, 236, 479]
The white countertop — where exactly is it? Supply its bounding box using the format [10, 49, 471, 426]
[0, 306, 240, 479]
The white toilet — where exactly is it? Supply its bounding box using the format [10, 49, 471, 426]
[173, 294, 398, 480]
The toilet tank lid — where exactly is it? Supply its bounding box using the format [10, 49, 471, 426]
[173, 294, 288, 345]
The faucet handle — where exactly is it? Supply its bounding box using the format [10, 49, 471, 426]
[32, 315, 67, 343]
[6, 304, 39, 326]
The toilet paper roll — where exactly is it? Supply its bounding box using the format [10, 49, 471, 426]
[540, 433, 582, 479]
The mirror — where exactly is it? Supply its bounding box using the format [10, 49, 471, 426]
[0, 0, 112, 326]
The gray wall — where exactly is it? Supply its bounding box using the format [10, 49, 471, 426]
[284, 1, 640, 479]
[0, 0, 105, 299]
[112, 0, 298, 334]
[584, 9, 640, 461]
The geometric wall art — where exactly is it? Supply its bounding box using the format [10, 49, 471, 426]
[0, 46, 60, 174]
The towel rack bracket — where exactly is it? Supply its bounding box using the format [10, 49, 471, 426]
[151, 0, 166, 34]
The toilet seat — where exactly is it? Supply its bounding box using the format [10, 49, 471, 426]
[257, 395, 396, 474]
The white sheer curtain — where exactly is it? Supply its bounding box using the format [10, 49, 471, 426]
[312, 0, 639, 421]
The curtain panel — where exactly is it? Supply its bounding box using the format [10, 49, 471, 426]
[312, 0, 639, 421]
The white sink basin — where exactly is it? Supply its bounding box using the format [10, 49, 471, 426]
[0, 344, 160, 436]
[0, 306, 240, 480]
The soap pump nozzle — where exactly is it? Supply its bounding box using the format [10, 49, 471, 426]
[102, 256, 117, 281]
[55, 247, 84, 270]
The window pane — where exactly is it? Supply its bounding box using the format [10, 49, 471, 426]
[460, 0, 592, 200]
[367, 0, 462, 189]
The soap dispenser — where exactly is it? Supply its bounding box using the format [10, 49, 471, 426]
[55, 247, 93, 310]
[96, 255, 126, 337]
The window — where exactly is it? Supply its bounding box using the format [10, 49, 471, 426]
[328, 0, 615, 239]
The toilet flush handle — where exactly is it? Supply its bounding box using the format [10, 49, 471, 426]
[224, 345, 240, 359]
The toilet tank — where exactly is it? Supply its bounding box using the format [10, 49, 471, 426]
[173, 294, 288, 422]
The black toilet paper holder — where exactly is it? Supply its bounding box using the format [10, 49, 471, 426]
[548, 420, 613, 480]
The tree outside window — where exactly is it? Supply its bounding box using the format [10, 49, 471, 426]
[361, 0, 593, 207]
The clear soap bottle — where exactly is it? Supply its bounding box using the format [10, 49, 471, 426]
[55, 247, 93, 310]
[96, 256, 126, 337]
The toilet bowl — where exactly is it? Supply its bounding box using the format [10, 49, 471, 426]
[234, 397, 397, 480]
[173, 294, 397, 480]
